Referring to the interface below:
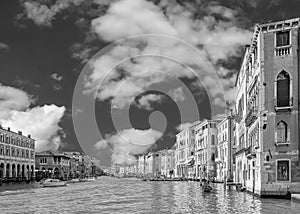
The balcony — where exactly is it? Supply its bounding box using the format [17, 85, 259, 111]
[275, 45, 291, 57]
[245, 107, 258, 127]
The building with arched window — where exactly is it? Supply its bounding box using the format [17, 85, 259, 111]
[0, 126, 35, 180]
[234, 17, 300, 196]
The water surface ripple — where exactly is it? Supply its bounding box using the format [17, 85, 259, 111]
[0, 177, 299, 214]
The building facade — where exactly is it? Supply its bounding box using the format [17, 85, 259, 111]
[175, 124, 198, 178]
[195, 120, 218, 181]
[0, 126, 35, 180]
[35, 151, 70, 180]
[234, 18, 300, 196]
[216, 116, 235, 182]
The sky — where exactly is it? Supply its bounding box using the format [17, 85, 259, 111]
[0, 0, 299, 166]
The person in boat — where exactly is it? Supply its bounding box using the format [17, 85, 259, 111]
[202, 180, 212, 191]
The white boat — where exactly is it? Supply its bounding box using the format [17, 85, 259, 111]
[67, 178, 80, 183]
[86, 177, 96, 182]
[43, 179, 67, 187]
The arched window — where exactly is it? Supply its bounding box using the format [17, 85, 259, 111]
[276, 71, 290, 107]
[277, 121, 287, 143]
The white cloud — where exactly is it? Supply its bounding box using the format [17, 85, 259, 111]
[0, 84, 32, 117]
[21, 0, 85, 27]
[0, 84, 66, 151]
[50, 73, 63, 81]
[135, 94, 164, 110]
[84, 0, 252, 110]
[91, 0, 177, 41]
[94, 128, 162, 165]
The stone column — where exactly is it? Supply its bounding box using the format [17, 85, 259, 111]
[9, 164, 12, 178]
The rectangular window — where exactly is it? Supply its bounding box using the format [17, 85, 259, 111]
[276, 31, 290, 47]
[277, 160, 289, 181]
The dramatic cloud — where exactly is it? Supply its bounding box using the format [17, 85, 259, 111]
[20, 0, 85, 27]
[0, 84, 66, 151]
[83, 0, 252, 111]
[94, 128, 162, 165]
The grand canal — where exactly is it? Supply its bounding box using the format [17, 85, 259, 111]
[0, 177, 299, 213]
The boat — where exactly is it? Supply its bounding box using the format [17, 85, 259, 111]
[42, 179, 67, 187]
[203, 185, 213, 192]
[67, 178, 80, 183]
[86, 177, 96, 182]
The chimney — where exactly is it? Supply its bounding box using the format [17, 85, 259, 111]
[28, 134, 31, 138]
[18, 131, 22, 135]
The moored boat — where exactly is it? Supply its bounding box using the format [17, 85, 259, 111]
[42, 179, 67, 187]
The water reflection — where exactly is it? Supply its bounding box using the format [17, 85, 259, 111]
[0, 177, 299, 214]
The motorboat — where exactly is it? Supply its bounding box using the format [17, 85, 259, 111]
[42, 179, 67, 187]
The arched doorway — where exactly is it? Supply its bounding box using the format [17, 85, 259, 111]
[54, 167, 59, 179]
[41, 167, 46, 178]
[12, 164, 16, 178]
[6, 163, 10, 178]
[26, 165, 30, 179]
[0, 163, 4, 178]
[21, 165, 25, 178]
[17, 164, 21, 178]
[31, 165, 34, 179]
[48, 168, 53, 178]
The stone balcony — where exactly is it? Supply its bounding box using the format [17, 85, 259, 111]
[275, 45, 291, 57]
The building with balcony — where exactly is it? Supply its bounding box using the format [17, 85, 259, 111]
[0, 126, 35, 180]
[175, 123, 198, 178]
[234, 17, 300, 196]
[194, 120, 218, 181]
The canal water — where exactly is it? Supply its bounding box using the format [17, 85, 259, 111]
[0, 177, 299, 214]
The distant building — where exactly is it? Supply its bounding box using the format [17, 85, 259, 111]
[194, 120, 218, 181]
[215, 115, 235, 182]
[175, 123, 198, 178]
[0, 126, 35, 180]
[35, 151, 70, 180]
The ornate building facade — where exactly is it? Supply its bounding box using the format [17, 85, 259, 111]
[0, 126, 35, 180]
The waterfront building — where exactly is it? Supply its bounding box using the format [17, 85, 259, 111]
[175, 123, 198, 178]
[215, 115, 235, 182]
[35, 151, 70, 180]
[194, 120, 218, 181]
[160, 148, 175, 178]
[233, 45, 249, 188]
[234, 17, 300, 196]
[0, 126, 35, 180]
[137, 154, 146, 177]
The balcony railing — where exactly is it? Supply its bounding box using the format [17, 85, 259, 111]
[275, 45, 291, 57]
[245, 107, 258, 127]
